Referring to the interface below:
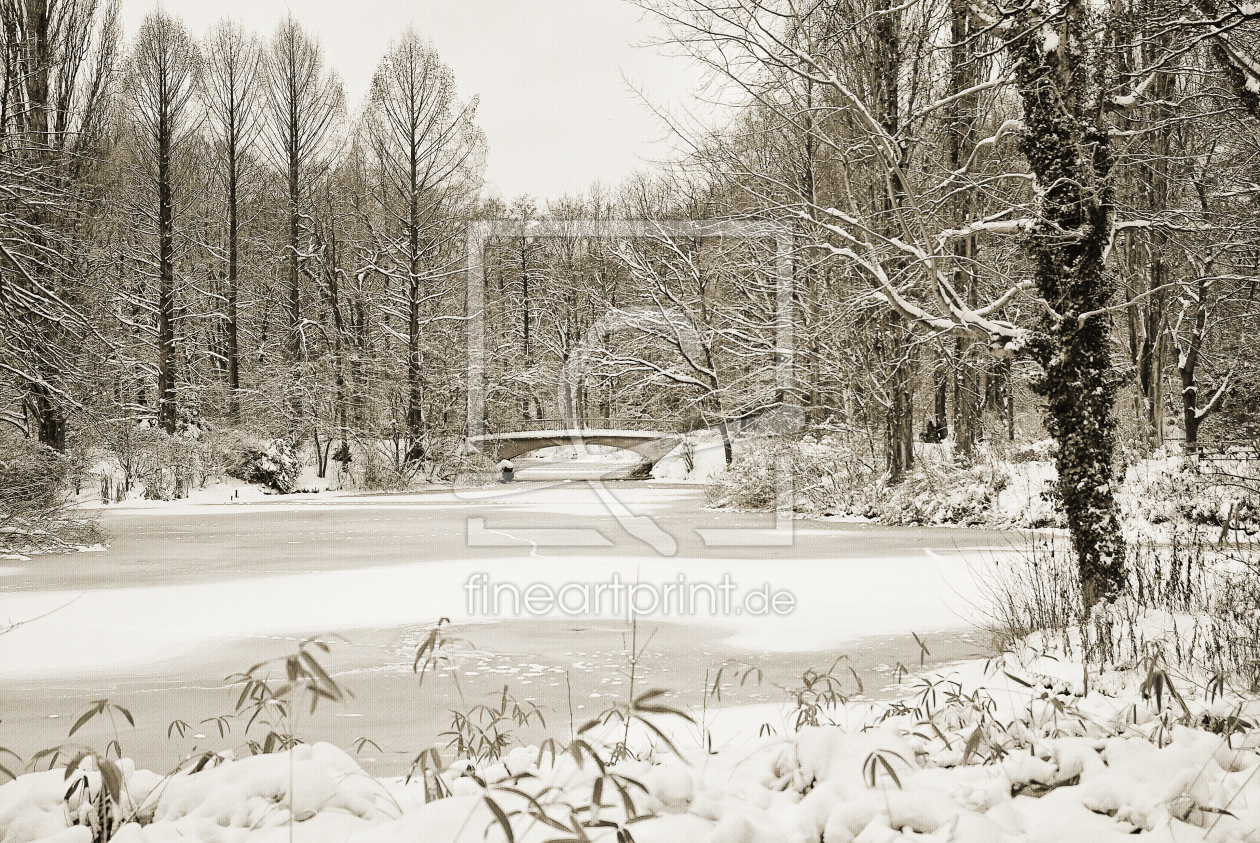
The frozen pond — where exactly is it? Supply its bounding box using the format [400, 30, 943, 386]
[0, 476, 1029, 775]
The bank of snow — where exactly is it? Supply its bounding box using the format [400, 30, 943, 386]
[4, 637, 1259, 843]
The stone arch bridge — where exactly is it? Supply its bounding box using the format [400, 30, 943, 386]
[467, 418, 683, 466]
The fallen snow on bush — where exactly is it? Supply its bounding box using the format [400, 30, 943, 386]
[707, 433, 1260, 536]
[5, 656, 1260, 843]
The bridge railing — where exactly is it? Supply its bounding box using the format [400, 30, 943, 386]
[485, 418, 675, 433]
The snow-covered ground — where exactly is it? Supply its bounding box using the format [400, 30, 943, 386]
[4, 630, 1258, 842]
[4, 471, 1259, 842]
[652, 432, 729, 483]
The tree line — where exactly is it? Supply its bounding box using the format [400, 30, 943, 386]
[1, 0, 483, 471]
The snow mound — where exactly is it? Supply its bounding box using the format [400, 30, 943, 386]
[4, 687, 1259, 843]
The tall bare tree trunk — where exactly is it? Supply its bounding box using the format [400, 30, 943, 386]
[946, 0, 984, 460]
[157, 109, 177, 433]
[204, 22, 259, 426]
[131, 11, 198, 435]
[873, 0, 914, 481]
[227, 175, 241, 422]
[264, 17, 345, 426]
[406, 155, 423, 450]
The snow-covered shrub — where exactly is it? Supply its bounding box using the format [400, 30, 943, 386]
[0, 433, 67, 515]
[707, 434, 877, 514]
[873, 462, 1006, 526]
[98, 422, 208, 500]
[1120, 455, 1260, 536]
[0, 433, 100, 552]
[137, 431, 203, 500]
[708, 435, 1009, 526]
[348, 442, 409, 491]
[1011, 438, 1057, 463]
[195, 428, 257, 489]
[346, 436, 498, 490]
[995, 459, 1062, 528]
[423, 435, 495, 486]
[225, 438, 301, 494]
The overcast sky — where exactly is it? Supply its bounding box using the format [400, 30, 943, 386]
[117, 0, 706, 203]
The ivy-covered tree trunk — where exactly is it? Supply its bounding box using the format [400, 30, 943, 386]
[1015, 1, 1127, 609]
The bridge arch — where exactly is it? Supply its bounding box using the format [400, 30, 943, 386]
[467, 424, 682, 464]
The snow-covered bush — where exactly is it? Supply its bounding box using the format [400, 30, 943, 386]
[707, 435, 878, 514]
[98, 422, 208, 501]
[707, 435, 1009, 526]
[0, 434, 67, 515]
[1011, 438, 1057, 463]
[1120, 456, 1260, 536]
[348, 442, 410, 491]
[224, 438, 301, 494]
[0, 433, 100, 552]
[422, 435, 495, 486]
[874, 462, 1006, 526]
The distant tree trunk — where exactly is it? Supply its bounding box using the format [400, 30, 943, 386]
[1002, 358, 1015, 441]
[287, 136, 302, 363]
[157, 107, 177, 434]
[946, 0, 983, 461]
[874, 0, 914, 481]
[130, 11, 198, 435]
[932, 353, 948, 441]
[407, 273, 424, 441]
[521, 238, 533, 419]
[368, 30, 481, 447]
[401, 105, 426, 452]
[951, 243, 982, 459]
[263, 17, 345, 422]
[227, 180, 241, 423]
[28, 383, 66, 451]
[1174, 271, 1227, 453]
[1181, 366, 1202, 451]
[886, 320, 914, 481]
[954, 341, 980, 460]
[1123, 233, 1170, 451]
[406, 201, 423, 449]
[1131, 44, 1178, 448]
[203, 18, 258, 427]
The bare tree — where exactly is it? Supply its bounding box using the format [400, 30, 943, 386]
[261, 15, 343, 372]
[365, 28, 482, 454]
[202, 18, 260, 422]
[0, 0, 119, 448]
[124, 10, 200, 433]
